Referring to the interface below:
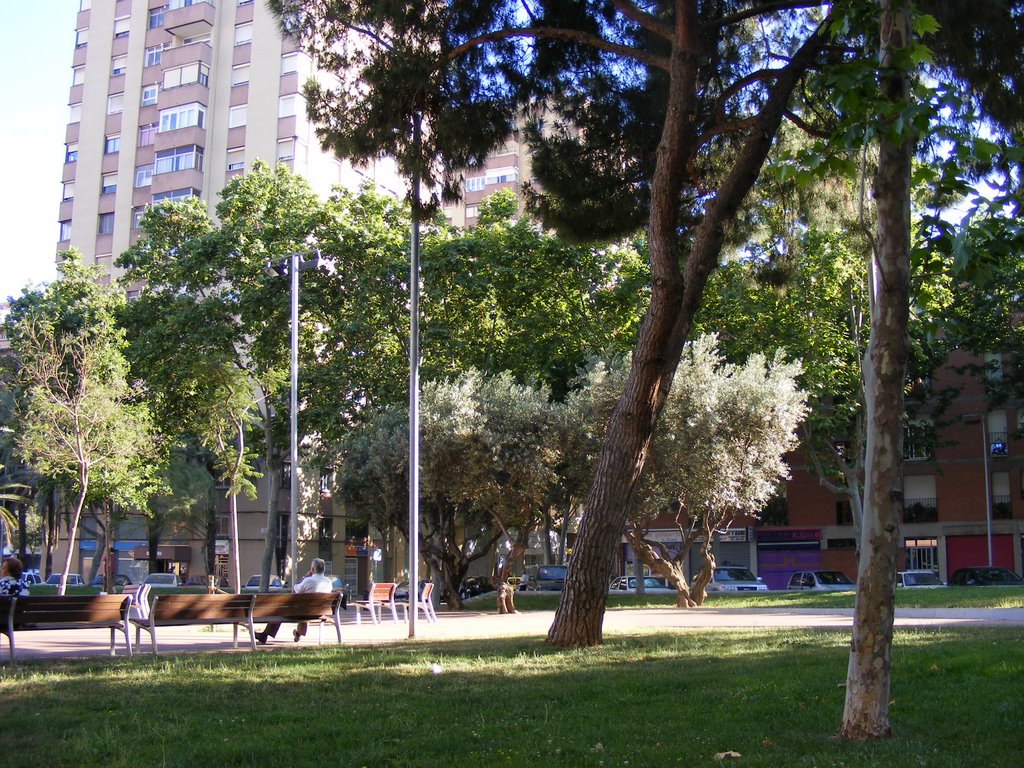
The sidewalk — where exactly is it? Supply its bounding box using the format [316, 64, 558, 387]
[5, 605, 1023, 662]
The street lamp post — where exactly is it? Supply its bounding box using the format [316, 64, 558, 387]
[962, 412, 994, 566]
[266, 250, 323, 586]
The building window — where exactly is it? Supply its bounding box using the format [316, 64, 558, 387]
[72, 66, 85, 86]
[281, 53, 298, 75]
[135, 164, 154, 188]
[131, 206, 146, 229]
[465, 205, 478, 219]
[145, 45, 164, 68]
[111, 56, 127, 76]
[113, 17, 130, 39]
[226, 148, 244, 171]
[148, 7, 165, 28]
[65, 143, 79, 163]
[234, 23, 253, 46]
[228, 105, 247, 128]
[231, 64, 250, 86]
[69, 103, 82, 123]
[159, 102, 206, 132]
[59, 220, 72, 240]
[138, 123, 158, 146]
[904, 538, 938, 572]
[107, 93, 124, 115]
[276, 139, 294, 161]
[97, 213, 115, 235]
[466, 176, 485, 193]
[826, 538, 856, 550]
[62, 182, 75, 201]
[486, 169, 518, 185]
[75, 28, 89, 48]
[104, 135, 120, 154]
[278, 94, 301, 118]
[152, 188, 196, 203]
[182, 32, 211, 45]
[101, 173, 117, 194]
[903, 498, 938, 524]
[155, 145, 203, 175]
[163, 62, 210, 90]
[835, 500, 853, 526]
[141, 84, 159, 106]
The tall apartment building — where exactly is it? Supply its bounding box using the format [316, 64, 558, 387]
[58, 0, 401, 283]
[53, 0, 405, 590]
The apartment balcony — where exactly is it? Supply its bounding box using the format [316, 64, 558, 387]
[903, 498, 938, 524]
[65, 122, 80, 145]
[165, 0, 215, 40]
[62, 162, 77, 183]
[154, 124, 206, 153]
[161, 40, 213, 70]
[59, 200, 74, 221]
[159, 81, 209, 111]
[151, 167, 205, 197]
[69, 83, 84, 105]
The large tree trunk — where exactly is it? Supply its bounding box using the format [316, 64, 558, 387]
[547, 17, 828, 647]
[841, 0, 913, 741]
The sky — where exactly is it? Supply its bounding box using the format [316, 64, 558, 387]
[0, 1, 79, 303]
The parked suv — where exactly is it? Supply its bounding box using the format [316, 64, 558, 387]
[522, 565, 567, 591]
[44, 573, 84, 587]
[142, 573, 180, 588]
[786, 570, 855, 591]
[706, 567, 769, 593]
[948, 566, 1023, 586]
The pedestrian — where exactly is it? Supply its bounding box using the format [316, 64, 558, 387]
[0, 556, 30, 596]
[254, 557, 333, 644]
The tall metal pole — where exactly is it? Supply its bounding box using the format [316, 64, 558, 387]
[981, 416, 993, 566]
[408, 114, 422, 638]
[289, 250, 300, 584]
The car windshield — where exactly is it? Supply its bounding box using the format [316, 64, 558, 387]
[716, 568, 757, 581]
[904, 572, 942, 586]
[816, 571, 853, 585]
[985, 569, 1022, 584]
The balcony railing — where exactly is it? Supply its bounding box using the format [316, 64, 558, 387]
[992, 495, 1012, 519]
[903, 498, 938, 524]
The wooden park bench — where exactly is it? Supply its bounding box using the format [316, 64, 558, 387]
[251, 592, 345, 645]
[130, 593, 256, 654]
[1, 594, 133, 662]
[353, 582, 400, 625]
[399, 581, 437, 624]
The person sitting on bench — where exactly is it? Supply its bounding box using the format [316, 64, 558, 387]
[0, 557, 29, 597]
[255, 558, 333, 644]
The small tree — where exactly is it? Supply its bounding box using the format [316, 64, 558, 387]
[12, 316, 160, 594]
[625, 336, 806, 605]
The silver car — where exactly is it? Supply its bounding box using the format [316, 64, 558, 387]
[896, 570, 944, 588]
[786, 570, 855, 591]
[706, 567, 769, 592]
[608, 576, 676, 594]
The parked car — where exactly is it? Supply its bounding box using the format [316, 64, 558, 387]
[183, 575, 212, 587]
[45, 573, 84, 587]
[240, 575, 288, 593]
[786, 570, 856, 591]
[141, 573, 180, 589]
[948, 566, 1024, 586]
[521, 564, 568, 591]
[459, 576, 495, 600]
[22, 570, 42, 586]
[91, 574, 132, 588]
[608, 576, 676, 594]
[706, 567, 769, 593]
[896, 570, 944, 588]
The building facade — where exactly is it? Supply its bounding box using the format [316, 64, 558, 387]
[59, 0, 401, 281]
[53, 0, 404, 591]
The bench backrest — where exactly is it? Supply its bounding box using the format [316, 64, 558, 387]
[251, 592, 340, 621]
[8, 595, 131, 629]
[149, 593, 254, 622]
[369, 582, 397, 604]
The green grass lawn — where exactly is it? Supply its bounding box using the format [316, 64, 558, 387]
[1, 626, 1021, 767]
[500, 586, 1024, 611]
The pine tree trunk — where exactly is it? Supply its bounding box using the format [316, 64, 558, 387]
[841, 0, 913, 740]
[547, 18, 828, 648]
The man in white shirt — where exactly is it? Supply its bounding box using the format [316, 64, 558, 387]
[255, 558, 333, 644]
